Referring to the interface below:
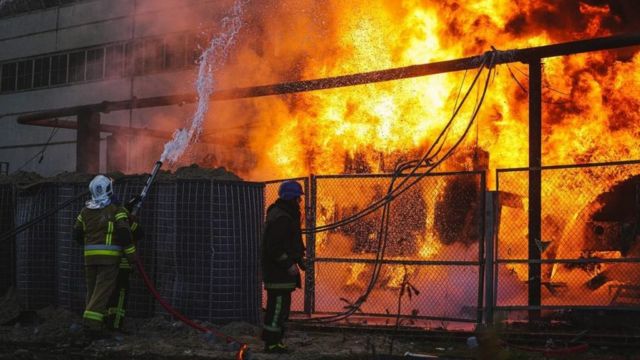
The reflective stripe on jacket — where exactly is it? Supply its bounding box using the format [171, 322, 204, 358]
[73, 204, 133, 265]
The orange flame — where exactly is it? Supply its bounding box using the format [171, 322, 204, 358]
[190, 0, 640, 305]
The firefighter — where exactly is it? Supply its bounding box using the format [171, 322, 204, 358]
[261, 180, 306, 353]
[104, 196, 144, 333]
[72, 175, 136, 338]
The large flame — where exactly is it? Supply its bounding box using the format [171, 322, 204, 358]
[187, 0, 640, 181]
[184, 0, 640, 312]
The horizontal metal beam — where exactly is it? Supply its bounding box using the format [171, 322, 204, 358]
[15, 32, 640, 123]
[16, 117, 223, 143]
[17, 118, 173, 139]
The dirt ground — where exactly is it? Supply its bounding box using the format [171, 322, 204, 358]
[2, 306, 640, 360]
[0, 306, 447, 360]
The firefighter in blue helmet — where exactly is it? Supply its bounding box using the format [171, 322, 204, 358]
[72, 175, 137, 338]
[261, 180, 306, 353]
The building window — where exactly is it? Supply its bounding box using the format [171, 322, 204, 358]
[16, 60, 33, 90]
[33, 57, 51, 88]
[0, 30, 205, 93]
[68, 51, 86, 82]
[143, 38, 164, 74]
[105, 44, 125, 79]
[164, 34, 186, 70]
[86, 48, 104, 81]
[50, 54, 68, 85]
[1, 63, 17, 92]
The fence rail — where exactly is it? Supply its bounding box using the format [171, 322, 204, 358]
[266, 171, 486, 323]
[493, 160, 640, 316]
[266, 160, 640, 324]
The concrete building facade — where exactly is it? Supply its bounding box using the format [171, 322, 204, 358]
[0, 0, 231, 176]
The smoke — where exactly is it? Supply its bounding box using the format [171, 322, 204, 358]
[160, 0, 247, 164]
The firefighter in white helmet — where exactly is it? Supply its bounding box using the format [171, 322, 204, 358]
[72, 175, 137, 338]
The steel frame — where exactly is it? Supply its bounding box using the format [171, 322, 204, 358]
[494, 159, 640, 319]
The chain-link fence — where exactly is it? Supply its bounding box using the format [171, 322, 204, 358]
[267, 172, 486, 323]
[495, 160, 640, 314]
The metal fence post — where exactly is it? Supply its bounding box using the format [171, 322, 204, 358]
[484, 190, 497, 325]
[477, 173, 487, 325]
[304, 175, 316, 315]
[528, 57, 542, 321]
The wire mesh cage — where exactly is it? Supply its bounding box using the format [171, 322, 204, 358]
[0, 184, 15, 295]
[55, 182, 87, 314]
[15, 183, 58, 310]
[154, 180, 264, 324]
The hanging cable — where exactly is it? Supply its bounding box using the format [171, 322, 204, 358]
[504, 61, 570, 105]
[12, 127, 59, 174]
[303, 52, 492, 235]
[296, 51, 496, 324]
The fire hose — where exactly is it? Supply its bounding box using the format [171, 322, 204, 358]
[135, 257, 248, 359]
[131, 160, 249, 360]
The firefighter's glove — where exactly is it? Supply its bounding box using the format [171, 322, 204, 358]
[126, 195, 142, 212]
[287, 264, 299, 276]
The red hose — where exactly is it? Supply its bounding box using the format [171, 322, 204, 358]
[135, 258, 249, 360]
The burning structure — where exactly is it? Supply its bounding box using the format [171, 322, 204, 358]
[1, 0, 640, 332]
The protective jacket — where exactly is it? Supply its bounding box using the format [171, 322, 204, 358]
[262, 199, 305, 290]
[73, 204, 136, 265]
[118, 209, 143, 270]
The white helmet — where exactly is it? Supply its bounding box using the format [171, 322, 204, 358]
[88, 175, 113, 203]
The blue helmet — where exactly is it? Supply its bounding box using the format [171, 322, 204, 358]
[278, 180, 304, 201]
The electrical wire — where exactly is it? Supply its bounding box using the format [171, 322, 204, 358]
[12, 127, 59, 174]
[302, 52, 492, 235]
[296, 51, 496, 324]
[504, 62, 571, 105]
[0, 189, 89, 244]
[509, 62, 572, 97]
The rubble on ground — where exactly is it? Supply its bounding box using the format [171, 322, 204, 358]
[0, 305, 450, 360]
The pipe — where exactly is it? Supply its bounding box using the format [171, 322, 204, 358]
[16, 118, 173, 139]
[14, 33, 640, 122]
